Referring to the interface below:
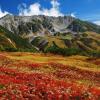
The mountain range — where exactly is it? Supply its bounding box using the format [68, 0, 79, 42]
[0, 14, 100, 55]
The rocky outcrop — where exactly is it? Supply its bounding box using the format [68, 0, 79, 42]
[0, 14, 74, 36]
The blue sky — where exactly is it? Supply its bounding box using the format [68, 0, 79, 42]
[0, 0, 100, 25]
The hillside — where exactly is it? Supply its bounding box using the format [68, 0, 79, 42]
[0, 25, 37, 52]
[31, 32, 100, 51]
[68, 19, 100, 33]
[0, 52, 99, 99]
[0, 15, 100, 56]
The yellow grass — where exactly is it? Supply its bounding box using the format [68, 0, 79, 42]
[4, 52, 100, 72]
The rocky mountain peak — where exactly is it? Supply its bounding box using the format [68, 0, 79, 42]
[0, 14, 74, 35]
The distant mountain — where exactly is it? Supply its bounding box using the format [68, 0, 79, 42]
[0, 14, 100, 54]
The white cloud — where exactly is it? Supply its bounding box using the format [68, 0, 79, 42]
[70, 13, 76, 18]
[51, 0, 60, 8]
[18, 3, 41, 16]
[0, 8, 9, 18]
[18, 0, 63, 17]
[93, 21, 100, 25]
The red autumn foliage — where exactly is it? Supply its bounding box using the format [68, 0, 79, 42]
[0, 67, 99, 100]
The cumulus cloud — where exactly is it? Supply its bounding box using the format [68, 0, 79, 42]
[93, 21, 100, 25]
[0, 8, 9, 18]
[18, 3, 41, 16]
[18, 0, 63, 17]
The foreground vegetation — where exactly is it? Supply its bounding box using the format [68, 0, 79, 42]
[0, 52, 99, 99]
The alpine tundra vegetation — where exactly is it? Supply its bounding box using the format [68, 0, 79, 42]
[0, 0, 100, 99]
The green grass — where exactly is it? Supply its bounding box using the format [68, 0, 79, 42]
[61, 35, 72, 40]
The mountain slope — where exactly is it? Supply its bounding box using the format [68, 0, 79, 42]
[0, 14, 100, 55]
[68, 19, 100, 33]
[0, 14, 74, 36]
[0, 25, 37, 51]
[31, 32, 100, 52]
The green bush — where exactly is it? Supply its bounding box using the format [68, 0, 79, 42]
[0, 45, 37, 52]
[4, 47, 18, 52]
[44, 43, 82, 56]
[18, 48, 38, 52]
[87, 51, 100, 57]
[44, 42, 100, 57]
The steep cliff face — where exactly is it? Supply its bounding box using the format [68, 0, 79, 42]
[0, 14, 74, 36]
